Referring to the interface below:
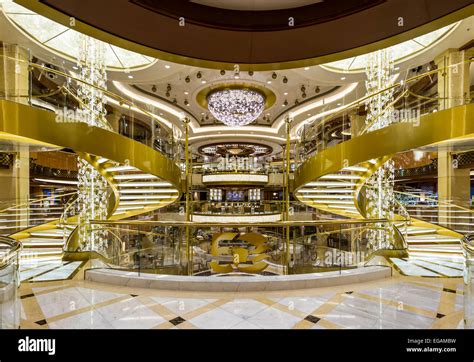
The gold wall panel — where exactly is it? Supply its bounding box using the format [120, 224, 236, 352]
[0, 100, 183, 191]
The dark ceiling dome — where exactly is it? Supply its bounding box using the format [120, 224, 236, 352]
[19, 0, 473, 69]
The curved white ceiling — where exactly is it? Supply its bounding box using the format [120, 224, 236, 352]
[1, 0, 157, 71]
[321, 22, 460, 73]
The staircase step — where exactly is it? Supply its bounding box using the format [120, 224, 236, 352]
[21, 238, 65, 247]
[20, 248, 63, 257]
[30, 230, 67, 238]
[405, 227, 438, 235]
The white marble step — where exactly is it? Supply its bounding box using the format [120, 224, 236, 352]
[387, 258, 441, 277]
[19, 255, 63, 266]
[21, 238, 65, 247]
[408, 246, 462, 254]
[405, 227, 437, 235]
[30, 230, 68, 238]
[406, 235, 460, 243]
[21, 248, 63, 257]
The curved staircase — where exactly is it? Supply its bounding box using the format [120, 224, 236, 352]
[0, 99, 183, 281]
[294, 104, 473, 277]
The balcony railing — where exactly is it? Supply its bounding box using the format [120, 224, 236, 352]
[0, 236, 21, 329]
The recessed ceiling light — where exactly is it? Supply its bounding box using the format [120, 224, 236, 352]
[337, 103, 341, 106]
[201, 80, 206, 84]
[284, 92, 288, 95]
[340, 76, 346, 80]
[165, 65, 171, 69]
[304, 67, 310, 70]
[184, 91, 189, 95]
[267, 81, 272, 84]
[128, 75, 134, 79]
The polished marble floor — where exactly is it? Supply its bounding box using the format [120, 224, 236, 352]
[18, 271, 465, 329]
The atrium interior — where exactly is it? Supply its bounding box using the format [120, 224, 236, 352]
[0, 0, 473, 334]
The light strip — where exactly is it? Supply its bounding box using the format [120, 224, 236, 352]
[298, 189, 354, 194]
[34, 178, 78, 185]
[120, 189, 178, 194]
[302, 195, 353, 199]
[119, 200, 166, 206]
[120, 195, 174, 200]
[313, 200, 354, 205]
[21, 241, 64, 246]
[115, 206, 145, 211]
[118, 182, 173, 187]
[305, 181, 355, 187]
[320, 174, 362, 180]
[113, 174, 158, 180]
[342, 166, 368, 172]
[202, 174, 268, 184]
[105, 165, 137, 172]
[192, 213, 281, 223]
[188, 134, 286, 143]
[329, 205, 358, 210]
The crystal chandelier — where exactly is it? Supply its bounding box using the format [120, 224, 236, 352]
[207, 88, 265, 127]
[364, 48, 397, 252]
[76, 35, 110, 252]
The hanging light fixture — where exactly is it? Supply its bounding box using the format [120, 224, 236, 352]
[207, 88, 265, 127]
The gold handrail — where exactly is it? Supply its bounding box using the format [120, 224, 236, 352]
[395, 190, 474, 214]
[0, 54, 178, 135]
[0, 191, 77, 213]
[90, 218, 395, 227]
[303, 58, 473, 137]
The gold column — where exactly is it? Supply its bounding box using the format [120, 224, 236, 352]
[284, 117, 292, 274]
[435, 48, 472, 226]
[183, 118, 192, 275]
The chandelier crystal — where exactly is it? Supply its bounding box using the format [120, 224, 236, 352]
[364, 48, 397, 252]
[76, 35, 110, 252]
[207, 88, 265, 127]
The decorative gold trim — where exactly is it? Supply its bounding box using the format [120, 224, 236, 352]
[0, 100, 183, 192]
[15, 1, 473, 71]
[90, 218, 393, 227]
[195, 82, 276, 111]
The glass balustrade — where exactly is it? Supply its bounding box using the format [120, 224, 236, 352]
[0, 45, 184, 165]
[295, 59, 473, 167]
[0, 236, 21, 329]
[0, 191, 77, 236]
[462, 233, 474, 328]
[75, 218, 398, 277]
